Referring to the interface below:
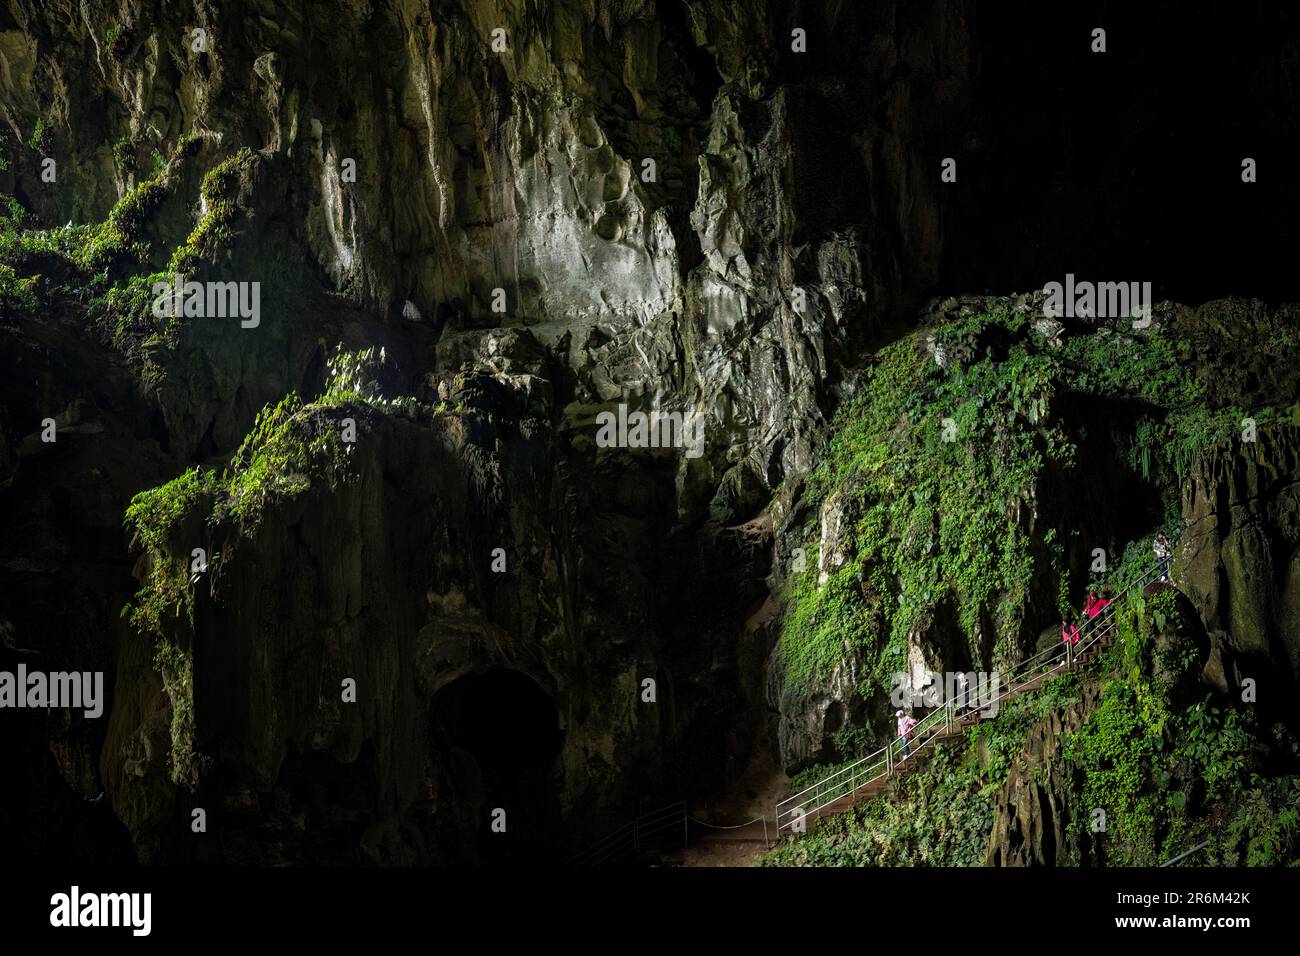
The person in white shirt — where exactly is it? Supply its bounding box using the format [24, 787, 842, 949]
[1154, 532, 1172, 582]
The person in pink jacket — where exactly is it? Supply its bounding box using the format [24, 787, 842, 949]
[1061, 618, 1080, 645]
[895, 709, 918, 761]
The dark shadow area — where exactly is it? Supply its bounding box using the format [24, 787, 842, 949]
[1049, 390, 1169, 611]
[943, 0, 1300, 306]
[0, 653, 136, 866]
[431, 668, 563, 865]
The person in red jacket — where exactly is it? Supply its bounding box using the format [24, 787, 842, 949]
[1084, 590, 1111, 619]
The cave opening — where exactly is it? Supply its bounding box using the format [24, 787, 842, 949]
[431, 668, 564, 864]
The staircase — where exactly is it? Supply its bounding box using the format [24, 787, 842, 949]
[774, 562, 1167, 836]
[564, 561, 1167, 864]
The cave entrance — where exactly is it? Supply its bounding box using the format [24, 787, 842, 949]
[431, 668, 563, 864]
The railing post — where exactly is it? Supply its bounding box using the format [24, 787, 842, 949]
[946, 699, 954, 735]
[886, 742, 893, 777]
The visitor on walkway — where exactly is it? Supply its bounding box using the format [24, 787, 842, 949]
[1085, 589, 1111, 619]
[1061, 618, 1080, 646]
[1154, 532, 1172, 581]
[895, 709, 917, 762]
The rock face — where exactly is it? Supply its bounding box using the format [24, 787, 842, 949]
[985, 683, 1100, 867]
[1179, 426, 1300, 701]
[101, 370, 762, 863]
[0, 0, 988, 863]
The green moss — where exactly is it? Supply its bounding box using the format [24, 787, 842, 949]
[104, 23, 129, 61]
[0, 135, 244, 393]
[1, 193, 29, 229]
[124, 467, 217, 552]
[781, 309, 1071, 695]
[112, 138, 135, 173]
[0, 262, 39, 311]
[153, 638, 197, 788]
[166, 147, 252, 276]
[200, 147, 252, 202]
[780, 305, 1295, 710]
[27, 118, 48, 153]
[171, 133, 203, 163]
[59, 175, 171, 274]
[217, 385, 370, 528]
[121, 468, 218, 640]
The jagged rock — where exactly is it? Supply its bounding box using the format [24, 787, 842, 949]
[1179, 424, 1300, 690]
[985, 683, 1099, 866]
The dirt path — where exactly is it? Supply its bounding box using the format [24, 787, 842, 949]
[664, 745, 789, 868]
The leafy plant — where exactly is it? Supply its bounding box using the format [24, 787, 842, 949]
[27, 117, 48, 153]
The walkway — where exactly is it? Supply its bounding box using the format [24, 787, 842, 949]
[564, 561, 1166, 864]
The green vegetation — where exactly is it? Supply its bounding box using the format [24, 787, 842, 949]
[769, 587, 1297, 867]
[781, 308, 1072, 695]
[219, 394, 360, 527]
[153, 638, 197, 788]
[112, 138, 135, 173]
[121, 467, 218, 639]
[0, 262, 39, 311]
[167, 147, 251, 275]
[779, 305, 1287, 705]
[770, 301, 1299, 867]
[27, 118, 48, 153]
[1, 192, 29, 229]
[766, 670, 1084, 866]
[104, 23, 130, 61]
[120, 379, 382, 785]
[0, 133, 246, 392]
[1059, 328, 1278, 511]
[120, 346, 407, 640]
[116, 336, 442, 789]
[124, 466, 217, 554]
[1060, 589, 1289, 865]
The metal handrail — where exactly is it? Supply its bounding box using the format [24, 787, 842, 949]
[775, 561, 1165, 834]
[1160, 839, 1210, 867]
[564, 801, 687, 867]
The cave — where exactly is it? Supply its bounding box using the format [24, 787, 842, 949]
[430, 668, 564, 864]
[3, 0, 1299, 897]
